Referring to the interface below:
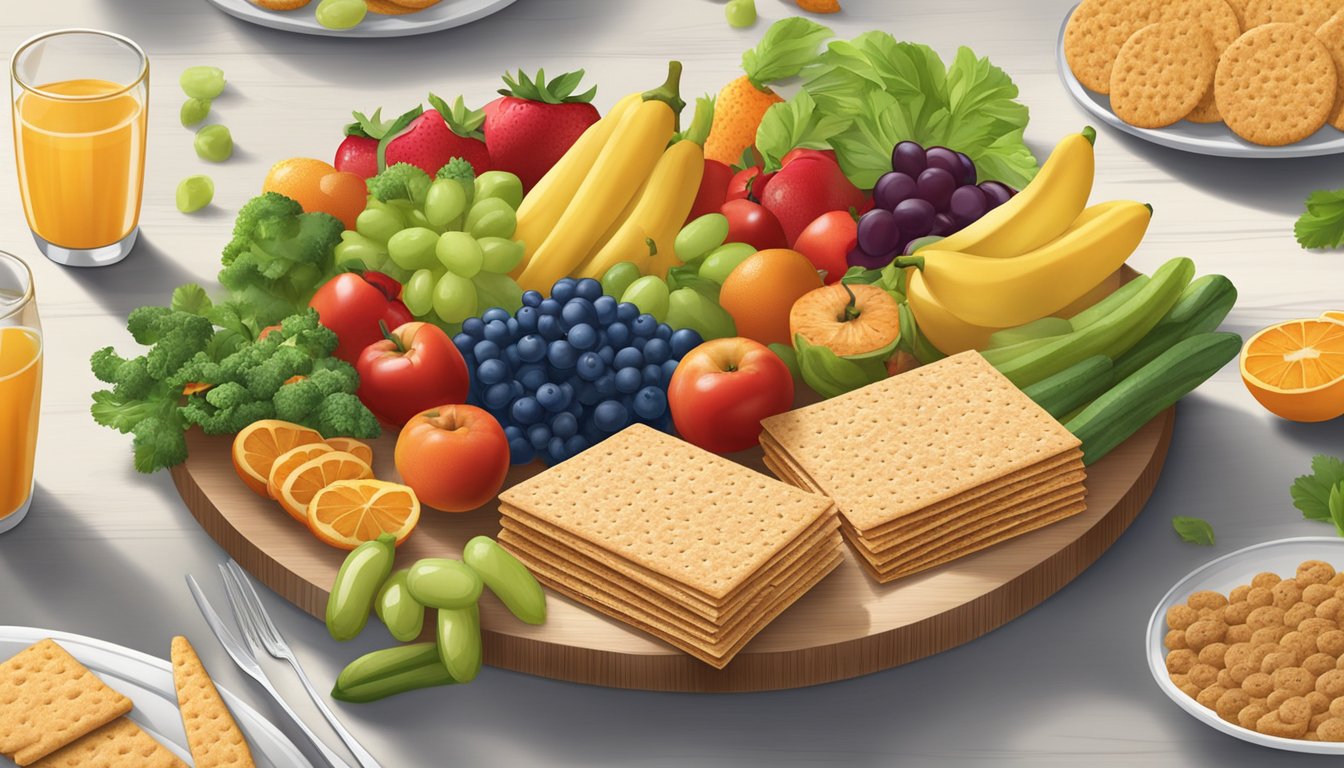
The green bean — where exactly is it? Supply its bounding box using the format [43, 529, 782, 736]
[466, 198, 518, 240]
[462, 536, 546, 625]
[179, 98, 211, 127]
[436, 605, 482, 683]
[331, 643, 457, 703]
[180, 66, 225, 100]
[406, 558, 482, 609]
[376, 569, 426, 642]
[194, 124, 233, 163]
[474, 171, 524, 210]
[175, 175, 214, 213]
[424, 179, 468, 230]
[436, 232, 484, 278]
[326, 534, 397, 642]
[675, 213, 729, 265]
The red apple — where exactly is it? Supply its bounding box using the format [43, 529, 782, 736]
[667, 337, 795, 453]
[760, 155, 869, 246]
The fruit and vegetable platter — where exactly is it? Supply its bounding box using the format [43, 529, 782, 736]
[93, 17, 1246, 692]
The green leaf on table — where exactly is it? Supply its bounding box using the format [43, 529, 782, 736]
[1291, 454, 1344, 521]
[1295, 189, 1344, 249]
[1172, 516, 1215, 545]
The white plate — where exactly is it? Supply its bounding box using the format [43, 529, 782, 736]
[203, 0, 516, 38]
[1146, 537, 1344, 754]
[1056, 5, 1344, 158]
[0, 627, 311, 767]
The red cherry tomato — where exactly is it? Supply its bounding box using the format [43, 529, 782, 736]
[667, 337, 795, 453]
[309, 271, 414, 364]
[685, 159, 733, 224]
[395, 405, 511, 512]
[720, 198, 788, 251]
[356, 322, 470, 426]
[781, 148, 837, 167]
[726, 165, 776, 203]
[794, 210, 859, 284]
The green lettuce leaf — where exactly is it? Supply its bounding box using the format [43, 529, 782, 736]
[756, 92, 849, 172]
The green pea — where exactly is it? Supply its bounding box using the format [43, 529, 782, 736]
[180, 66, 225, 100]
[333, 231, 387, 270]
[424, 178, 468, 230]
[436, 605, 482, 683]
[405, 558, 482, 609]
[477, 237, 524, 274]
[326, 534, 397, 642]
[179, 98, 211, 128]
[698, 242, 757, 285]
[387, 227, 440, 271]
[355, 207, 405, 245]
[175, 175, 214, 214]
[435, 231, 484, 278]
[602, 262, 642, 300]
[725, 0, 757, 27]
[331, 643, 458, 703]
[315, 0, 368, 30]
[375, 569, 425, 643]
[473, 171, 524, 210]
[465, 197, 517, 240]
[675, 213, 730, 265]
[462, 536, 546, 625]
[194, 124, 233, 163]
[621, 275, 670, 322]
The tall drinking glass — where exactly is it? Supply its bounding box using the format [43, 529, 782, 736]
[0, 252, 41, 534]
[11, 29, 148, 268]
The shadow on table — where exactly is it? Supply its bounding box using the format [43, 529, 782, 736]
[63, 234, 202, 320]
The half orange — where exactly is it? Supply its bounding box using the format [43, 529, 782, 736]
[1322, 310, 1344, 326]
[325, 437, 373, 466]
[307, 480, 420, 549]
[231, 420, 325, 497]
[267, 443, 334, 500]
[277, 451, 373, 522]
[1240, 316, 1344, 422]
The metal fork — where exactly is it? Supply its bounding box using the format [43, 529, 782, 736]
[221, 560, 381, 768]
[186, 574, 352, 768]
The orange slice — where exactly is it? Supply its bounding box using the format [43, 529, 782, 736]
[231, 420, 324, 497]
[277, 451, 373, 522]
[1322, 310, 1344, 326]
[325, 437, 373, 466]
[307, 480, 420, 549]
[1240, 317, 1344, 423]
[267, 443, 334, 500]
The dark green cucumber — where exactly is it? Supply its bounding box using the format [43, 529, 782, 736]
[1021, 355, 1114, 420]
[1065, 332, 1241, 466]
[1109, 274, 1237, 382]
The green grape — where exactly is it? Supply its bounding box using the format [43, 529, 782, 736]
[465, 198, 517, 240]
[675, 213, 730, 265]
[473, 172, 524, 210]
[698, 242, 757, 285]
[194, 124, 233, 162]
[621, 275, 670, 322]
[356, 207, 405, 245]
[601, 261, 641, 299]
[180, 98, 211, 128]
[473, 271, 524, 315]
[180, 66, 225, 100]
[315, 0, 367, 29]
[388, 199, 417, 216]
[725, 0, 756, 28]
[477, 237, 524, 274]
[404, 269, 437, 317]
[407, 208, 434, 231]
[334, 231, 387, 269]
[387, 227, 440, 271]
[175, 175, 214, 213]
[435, 232, 484, 277]
[378, 261, 413, 284]
[433, 271, 477, 323]
[424, 178, 468, 230]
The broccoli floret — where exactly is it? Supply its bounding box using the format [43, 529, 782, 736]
[368, 163, 431, 206]
[204, 381, 251, 410]
[307, 360, 359, 397]
[435, 156, 476, 203]
[181, 397, 275, 435]
[273, 378, 324, 424]
[124, 306, 216, 379]
[315, 392, 380, 439]
[130, 417, 189, 475]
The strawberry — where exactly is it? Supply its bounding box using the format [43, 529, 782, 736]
[385, 94, 492, 177]
[484, 69, 599, 192]
[334, 107, 421, 179]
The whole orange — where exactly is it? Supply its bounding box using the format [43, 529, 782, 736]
[718, 248, 824, 345]
[262, 157, 366, 230]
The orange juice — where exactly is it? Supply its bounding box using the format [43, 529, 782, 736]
[0, 326, 41, 519]
[14, 78, 146, 250]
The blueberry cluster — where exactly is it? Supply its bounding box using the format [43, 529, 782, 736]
[453, 277, 703, 465]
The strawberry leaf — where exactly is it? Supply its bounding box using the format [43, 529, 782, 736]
[499, 68, 597, 104]
[427, 93, 486, 140]
[347, 106, 422, 140]
[375, 107, 429, 173]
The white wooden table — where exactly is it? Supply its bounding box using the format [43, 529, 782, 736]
[1, 0, 1341, 765]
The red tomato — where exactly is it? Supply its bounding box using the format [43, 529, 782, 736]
[685, 159, 733, 224]
[356, 322, 469, 426]
[667, 337, 795, 453]
[781, 148, 837, 167]
[726, 165, 776, 203]
[794, 211, 858, 284]
[720, 198, 788, 251]
[309, 271, 415, 364]
[395, 405, 510, 512]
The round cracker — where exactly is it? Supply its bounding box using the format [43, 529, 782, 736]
[1110, 22, 1217, 128]
[366, 0, 438, 13]
[252, 0, 311, 9]
[1245, 0, 1342, 28]
[1317, 12, 1344, 129]
[1153, 0, 1243, 122]
[384, 0, 439, 8]
[1064, 0, 1160, 94]
[1215, 23, 1336, 144]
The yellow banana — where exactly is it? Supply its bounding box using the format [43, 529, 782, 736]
[903, 200, 1150, 328]
[516, 62, 683, 293]
[932, 127, 1096, 258]
[577, 139, 704, 280]
[905, 270, 1004, 354]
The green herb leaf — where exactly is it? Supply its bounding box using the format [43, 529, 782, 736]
[1331, 482, 1344, 537]
[742, 17, 833, 87]
[1295, 189, 1344, 249]
[171, 284, 212, 316]
[1172, 516, 1215, 545]
[755, 91, 848, 172]
[1291, 454, 1344, 521]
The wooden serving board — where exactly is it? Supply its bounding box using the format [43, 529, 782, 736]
[171, 404, 1172, 692]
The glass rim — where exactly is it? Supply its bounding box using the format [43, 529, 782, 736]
[10, 28, 148, 102]
[0, 251, 35, 323]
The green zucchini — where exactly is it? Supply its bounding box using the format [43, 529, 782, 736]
[1067, 275, 1151, 330]
[1022, 355, 1114, 420]
[1110, 274, 1237, 382]
[987, 317, 1073, 348]
[1065, 332, 1241, 465]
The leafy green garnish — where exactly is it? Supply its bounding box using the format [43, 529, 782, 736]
[755, 92, 848, 172]
[1295, 190, 1344, 249]
[1172, 517, 1215, 545]
[1291, 454, 1344, 521]
[1332, 483, 1344, 536]
[741, 17, 832, 88]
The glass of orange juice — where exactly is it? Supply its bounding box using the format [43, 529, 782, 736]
[11, 29, 148, 268]
[0, 252, 41, 534]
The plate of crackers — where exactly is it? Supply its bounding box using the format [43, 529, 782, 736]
[0, 628, 309, 767]
[1148, 538, 1344, 753]
[203, 0, 517, 38]
[1059, 0, 1344, 157]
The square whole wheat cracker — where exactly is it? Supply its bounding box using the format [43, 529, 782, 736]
[499, 516, 841, 632]
[498, 424, 835, 601]
[28, 717, 186, 768]
[0, 639, 133, 766]
[758, 351, 1080, 534]
[171, 636, 255, 768]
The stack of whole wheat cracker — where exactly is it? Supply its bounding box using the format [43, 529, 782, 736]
[497, 423, 842, 668]
[759, 351, 1088, 584]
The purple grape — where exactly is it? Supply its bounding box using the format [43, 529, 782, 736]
[857, 209, 901, 257]
[892, 198, 936, 239]
[949, 184, 988, 226]
[847, 246, 898, 270]
[873, 172, 917, 210]
[925, 146, 961, 176]
[955, 152, 977, 185]
[891, 141, 927, 178]
[916, 167, 956, 211]
[930, 212, 958, 237]
[979, 181, 1014, 210]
